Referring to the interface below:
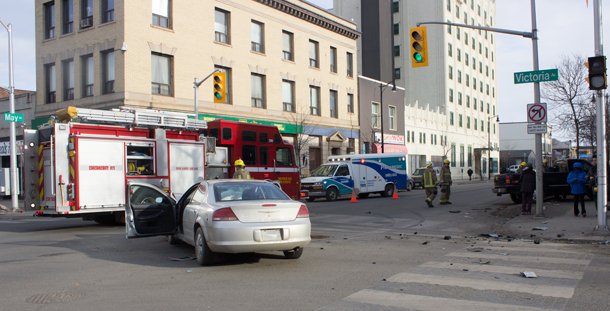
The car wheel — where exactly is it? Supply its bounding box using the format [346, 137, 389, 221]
[326, 188, 339, 201]
[168, 234, 180, 245]
[283, 247, 304, 259]
[306, 198, 316, 202]
[195, 227, 215, 266]
[510, 193, 522, 204]
[357, 193, 370, 199]
[381, 184, 394, 197]
[406, 182, 413, 191]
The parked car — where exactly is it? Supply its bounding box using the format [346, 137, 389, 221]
[125, 180, 311, 266]
[411, 167, 441, 189]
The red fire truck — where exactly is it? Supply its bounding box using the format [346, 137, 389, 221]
[22, 107, 300, 224]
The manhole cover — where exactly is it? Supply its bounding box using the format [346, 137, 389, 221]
[26, 291, 84, 304]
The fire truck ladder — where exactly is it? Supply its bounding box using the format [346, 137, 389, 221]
[56, 106, 208, 130]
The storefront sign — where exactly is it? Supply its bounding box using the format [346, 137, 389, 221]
[0, 140, 24, 156]
[374, 133, 405, 144]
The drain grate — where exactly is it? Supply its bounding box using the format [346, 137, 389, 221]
[26, 291, 84, 304]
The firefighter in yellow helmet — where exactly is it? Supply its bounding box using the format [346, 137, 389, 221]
[516, 162, 526, 174]
[233, 159, 251, 179]
[439, 159, 453, 205]
[422, 161, 438, 208]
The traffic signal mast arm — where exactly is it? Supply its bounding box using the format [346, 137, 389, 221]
[416, 21, 533, 38]
[193, 69, 221, 117]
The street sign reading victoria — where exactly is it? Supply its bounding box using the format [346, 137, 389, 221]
[514, 69, 559, 84]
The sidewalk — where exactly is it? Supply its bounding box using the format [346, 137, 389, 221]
[494, 199, 610, 244]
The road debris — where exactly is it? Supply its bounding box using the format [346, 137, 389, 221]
[444, 236, 452, 240]
[170, 256, 195, 261]
[532, 227, 548, 231]
[521, 271, 537, 278]
[557, 233, 564, 238]
[385, 235, 392, 239]
[422, 241, 429, 245]
[479, 260, 491, 264]
[467, 247, 484, 252]
[500, 253, 508, 256]
[449, 210, 461, 213]
[534, 239, 541, 244]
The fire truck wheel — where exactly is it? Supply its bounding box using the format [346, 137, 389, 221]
[326, 188, 339, 201]
[93, 215, 116, 225]
[195, 227, 215, 266]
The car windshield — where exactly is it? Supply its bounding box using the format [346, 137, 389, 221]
[311, 165, 337, 177]
[214, 182, 290, 202]
[413, 169, 425, 175]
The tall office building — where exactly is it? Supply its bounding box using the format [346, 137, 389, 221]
[334, 0, 499, 177]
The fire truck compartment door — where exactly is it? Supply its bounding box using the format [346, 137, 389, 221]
[77, 139, 125, 208]
[169, 142, 205, 198]
[126, 182, 176, 238]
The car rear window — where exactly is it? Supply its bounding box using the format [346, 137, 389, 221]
[214, 183, 290, 202]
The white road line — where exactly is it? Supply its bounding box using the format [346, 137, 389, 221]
[447, 252, 590, 266]
[419, 261, 585, 279]
[343, 289, 553, 311]
[479, 245, 586, 254]
[387, 272, 576, 298]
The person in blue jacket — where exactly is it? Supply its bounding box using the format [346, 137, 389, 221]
[567, 162, 588, 217]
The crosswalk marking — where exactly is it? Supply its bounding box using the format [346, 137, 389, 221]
[342, 289, 552, 311]
[419, 261, 585, 279]
[447, 252, 590, 265]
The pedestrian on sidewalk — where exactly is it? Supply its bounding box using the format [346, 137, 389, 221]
[586, 155, 598, 210]
[567, 162, 588, 217]
[439, 160, 453, 205]
[422, 161, 438, 208]
[519, 163, 535, 215]
[467, 168, 473, 180]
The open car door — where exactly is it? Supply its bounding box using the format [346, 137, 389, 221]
[125, 182, 177, 239]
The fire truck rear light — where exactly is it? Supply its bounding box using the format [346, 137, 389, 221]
[69, 201, 75, 206]
[212, 208, 239, 221]
[30, 203, 36, 208]
[264, 174, 269, 178]
[296, 205, 309, 218]
[300, 192, 306, 197]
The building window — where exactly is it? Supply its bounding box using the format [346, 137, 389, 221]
[419, 132, 422, 144]
[451, 144, 456, 167]
[450, 112, 454, 126]
[465, 32, 468, 45]
[329, 47, 337, 73]
[480, 81, 483, 92]
[448, 43, 452, 57]
[474, 98, 477, 110]
[447, 0, 451, 11]
[492, 69, 495, 79]
[282, 31, 293, 61]
[310, 86, 320, 116]
[485, 47, 489, 58]
[467, 116, 471, 129]
[449, 89, 453, 102]
[466, 74, 470, 86]
[456, 5, 459, 18]
[486, 84, 490, 95]
[487, 103, 490, 114]
[215, 66, 232, 104]
[473, 77, 477, 89]
[486, 65, 489, 77]
[393, 1, 399, 12]
[487, 121, 490, 133]
[45, 63, 56, 103]
[214, 8, 230, 43]
[347, 52, 353, 77]
[457, 49, 461, 61]
[81, 0, 93, 29]
[389, 106, 396, 130]
[457, 27, 461, 40]
[62, 0, 73, 34]
[458, 92, 462, 105]
[472, 38, 475, 49]
[478, 5, 481, 15]
[474, 119, 478, 130]
[82, 55, 94, 97]
[153, 0, 170, 28]
[151, 53, 172, 96]
[493, 87, 495, 98]
[45, 1, 55, 39]
[458, 70, 462, 83]
[372, 102, 380, 128]
[460, 144, 465, 167]
[468, 145, 473, 167]
[394, 45, 400, 56]
[251, 21, 264, 53]
[63, 60, 74, 100]
[394, 68, 401, 79]
[394, 23, 399, 35]
[347, 93, 354, 113]
[448, 66, 453, 79]
[465, 53, 469, 66]
[480, 100, 484, 112]
[329, 90, 338, 118]
[479, 61, 483, 73]
[464, 12, 467, 24]
[251, 74, 265, 108]
[282, 80, 295, 112]
[492, 51, 494, 62]
[102, 51, 115, 94]
[102, 0, 114, 23]
[459, 114, 463, 127]
[447, 20, 452, 34]
[466, 95, 470, 107]
[309, 40, 319, 68]
[481, 120, 484, 132]
[472, 57, 476, 70]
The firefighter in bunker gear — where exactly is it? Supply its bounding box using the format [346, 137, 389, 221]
[516, 162, 526, 173]
[439, 159, 453, 205]
[422, 161, 438, 208]
[233, 159, 251, 179]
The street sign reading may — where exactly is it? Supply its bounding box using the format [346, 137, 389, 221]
[3, 113, 23, 123]
[514, 69, 559, 84]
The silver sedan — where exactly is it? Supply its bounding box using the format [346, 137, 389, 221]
[125, 179, 311, 266]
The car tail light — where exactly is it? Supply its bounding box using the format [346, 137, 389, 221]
[296, 205, 309, 218]
[212, 208, 239, 221]
[505, 175, 511, 185]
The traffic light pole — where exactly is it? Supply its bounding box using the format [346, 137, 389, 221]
[193, 70, 219, 117]
[417, 0, 545, 216]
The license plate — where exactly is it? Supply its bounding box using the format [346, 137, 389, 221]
[261, 229, 281, 241]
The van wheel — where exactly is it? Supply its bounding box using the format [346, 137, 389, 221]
[510, 193, 522, 204]
[326, 188, 339, 201]
[381, 184, 394, 197]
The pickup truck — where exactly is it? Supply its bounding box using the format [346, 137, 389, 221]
[492, 159, 593, 204]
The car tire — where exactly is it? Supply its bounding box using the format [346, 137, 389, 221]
[168, 234, 180, 245]
[283, 247, 304, 259]
[306, 198, 316, 202]
[195, 227, 215, 266]
[358, 193, 370, 199]
[381, 184, 394, 197]
[510, 193, 522, 204]
[326, 188, 339, 201]
[406, 182, 413, 191]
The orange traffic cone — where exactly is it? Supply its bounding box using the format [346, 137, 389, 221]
[350, 188, 358, 203]
[392, 186, 399, 199]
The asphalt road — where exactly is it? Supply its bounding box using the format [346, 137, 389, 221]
[1, 182, 608, 310]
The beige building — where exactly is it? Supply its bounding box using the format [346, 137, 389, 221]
[35, 0, 360, 170]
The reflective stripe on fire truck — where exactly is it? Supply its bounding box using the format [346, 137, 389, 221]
[38, 145, 44, 209]
[69, 137, 76, 211]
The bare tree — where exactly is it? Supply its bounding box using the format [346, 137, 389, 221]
[284, 102, 319, 174]
[541, 55, 594, 158]
[500, 140, 520, 168]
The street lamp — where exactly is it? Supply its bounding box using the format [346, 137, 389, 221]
[488, 115, 499, 180]
[379, 81, 397, 153]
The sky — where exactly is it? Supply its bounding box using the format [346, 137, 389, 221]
[1, 0, 608, 137]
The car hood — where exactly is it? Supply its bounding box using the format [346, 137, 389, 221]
[301, 177, 327, 183]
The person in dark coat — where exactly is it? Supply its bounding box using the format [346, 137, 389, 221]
[567, 162, 588, 217]
[586, 155, 597, 210]
[467, 168, 473, 180]
[519, 163, 536, 215]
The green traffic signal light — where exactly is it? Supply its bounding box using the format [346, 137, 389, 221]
[410, 26, 428, 68]
[213, 72, 226, 103]
[413, 52, 423, 62]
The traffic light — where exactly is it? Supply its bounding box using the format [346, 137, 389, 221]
[410, 26, 428, 68]
[585, 56, 607, 90]
[213, 72, 226, 103]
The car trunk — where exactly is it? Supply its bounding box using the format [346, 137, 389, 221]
[228, 201, 302, 223]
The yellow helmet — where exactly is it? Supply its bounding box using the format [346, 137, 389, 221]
[235, 159, 245, 166]
[543, 159, 548, 163]
[521, 162, 526, 166]
[426, 161, 434, 167]
[443, 159, 450, 164]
